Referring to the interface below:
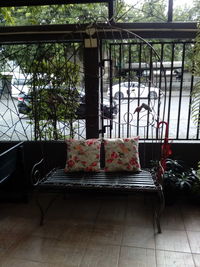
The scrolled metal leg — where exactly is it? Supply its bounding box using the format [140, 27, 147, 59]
[35, 190, 60, 226]
[35, 190, 45, 226]
[154, 189, 165, 233]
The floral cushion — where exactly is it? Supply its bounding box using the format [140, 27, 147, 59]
[104, 137, 141, 172]
[65, 139, 101, 172]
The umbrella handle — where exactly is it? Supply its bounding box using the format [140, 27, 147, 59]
[158, 121, 169, 139]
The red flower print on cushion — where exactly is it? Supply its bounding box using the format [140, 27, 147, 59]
[65, 138, 101, 172]
[104, 137, 141, 172]
[67, 160, 75, 168]
[86, 139, 95, 146]
[126, 164, 131, 170]
[129, 157, 137, 165]
[106, 158, 113, 163]
[73, 156, 79, 162]
[91, 162, 98, 167]
[111, 152, 118, 159]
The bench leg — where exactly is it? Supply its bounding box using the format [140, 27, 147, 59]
[35, 191, 60, 226]
[154, 189, 165, 233]
[35, 192, 45, 226]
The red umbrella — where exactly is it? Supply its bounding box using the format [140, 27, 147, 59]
[157, 121, 172, 181]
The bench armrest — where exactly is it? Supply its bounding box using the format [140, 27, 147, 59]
[31, 158, 44, 186]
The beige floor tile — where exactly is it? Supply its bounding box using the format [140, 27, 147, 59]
[32, 220, 67, 239]
[181, 205, 200, 231]
[155, 230, 191, 252]
[0, 216, 37, 235]
[11, 236, 86, 265]
[89, 222, 123, 245]
[0, 257, 81, 267]
[193, 253, 200, 267]
[37, 194, 101, 225]
[80, 243, 120, 267]
[125, 201, 154, 228]
[118, 246, 156, 267]
[0, 248, 6, 257]
[59, 197, 100, 224]
[58, 222, 94, 247]
[0, 202, 39, 218]
[0, 232, 24, 250]
[187, 231, 200, 253]
[156, 250, 195, 267]
[1, 196, 200, 267]
[161, 205, 185, 230]
[35, 195, 73, 222]
[59, 241, 88, 267]
[0, 258, 48, 267]
[122, 226, 155, 249]
[96, 199, 126, 224]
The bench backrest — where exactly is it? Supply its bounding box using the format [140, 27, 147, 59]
[0, 142, 24, 184]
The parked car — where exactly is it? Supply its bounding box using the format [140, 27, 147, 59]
[108, 81, 162, 99]
[11, 73, 32, 98]
[17, 90, 118, 119]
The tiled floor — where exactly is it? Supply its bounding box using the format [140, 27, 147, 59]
[0, 193, 200, 267]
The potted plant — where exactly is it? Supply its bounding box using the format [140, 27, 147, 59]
[190, 162, 200, 203]
[162, 158, 199, 204]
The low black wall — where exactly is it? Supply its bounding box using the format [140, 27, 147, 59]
[0, 141, 199, 193]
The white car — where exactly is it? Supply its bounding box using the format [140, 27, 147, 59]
[108, 82, 162, 100]
[11, 73, 32, 98]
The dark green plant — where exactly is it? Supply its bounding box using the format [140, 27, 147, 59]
[190, 162, 200, 198]
[163, 159, 199, 193]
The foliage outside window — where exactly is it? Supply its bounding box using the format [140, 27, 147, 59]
[0, 0, 198, 26]
[28, 44, 81, 140]
[0, 43, 81, 141]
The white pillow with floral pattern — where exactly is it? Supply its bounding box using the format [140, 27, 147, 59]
[104, 137, 141, 172]
[65, 139, 101, 172]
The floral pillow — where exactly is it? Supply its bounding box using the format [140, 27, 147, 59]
[65, 139, 101, 172]
[104, 137, 141, 172]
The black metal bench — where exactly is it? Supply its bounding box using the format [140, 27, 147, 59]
[0, 142, 27, 201]
[31, 158, 164, 233]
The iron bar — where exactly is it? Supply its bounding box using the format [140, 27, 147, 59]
[156, 43, 164, 139]
[137, 43, 142, 136]
[167, 43, 175, 135]
[176, 43, 185, 139]
[167, 0, 173, 22]
[118, 44, 122, 138]
[109, 43, 113, 138]
[127, 44, 131, 138]
[186, 62, 194, 140]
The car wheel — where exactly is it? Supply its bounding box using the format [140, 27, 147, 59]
[149, 91, 158, 99]
[113, 107, 118, 115]
[114, 92, 124, 100]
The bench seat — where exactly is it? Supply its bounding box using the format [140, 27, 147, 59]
[39, 168, 159, 192]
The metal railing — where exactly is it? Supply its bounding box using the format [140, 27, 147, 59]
[100, 40, 200, 141]
[0, 40, 199, 141]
